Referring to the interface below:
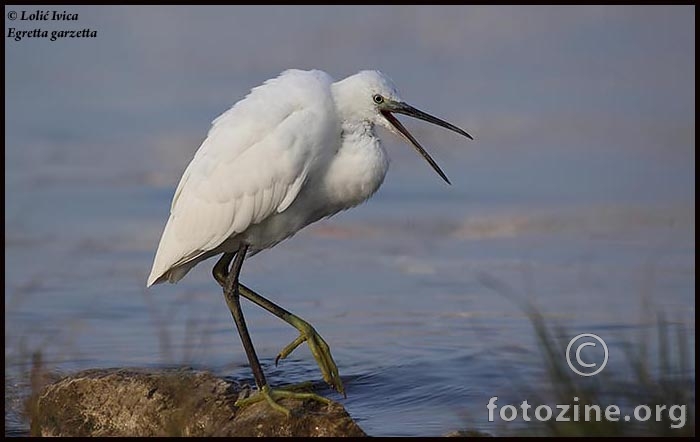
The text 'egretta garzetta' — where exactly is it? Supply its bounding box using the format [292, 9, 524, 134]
[147, 69, 473, 414]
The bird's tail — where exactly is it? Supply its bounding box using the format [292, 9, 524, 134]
[146, 216, 201, 287]
[146, 260, 198, 287]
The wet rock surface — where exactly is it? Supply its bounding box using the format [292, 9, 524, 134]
[31, 368, 366, 437]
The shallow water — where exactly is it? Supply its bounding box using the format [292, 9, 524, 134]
[5, 6, 695, 436]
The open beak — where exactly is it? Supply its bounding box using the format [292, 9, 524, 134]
[380, 101, 473, 185]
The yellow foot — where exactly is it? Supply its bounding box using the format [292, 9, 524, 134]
[234, 385, 333, 417]
[275, 316, 345, 396]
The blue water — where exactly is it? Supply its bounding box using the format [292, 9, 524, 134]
[5, 5, 694, 436]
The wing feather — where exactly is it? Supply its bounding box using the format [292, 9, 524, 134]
[147, 70, 337, 286]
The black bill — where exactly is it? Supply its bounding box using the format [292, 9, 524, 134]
[380, 101, 473, 185]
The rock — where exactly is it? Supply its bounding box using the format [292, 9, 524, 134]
[30, 368, 366, 437]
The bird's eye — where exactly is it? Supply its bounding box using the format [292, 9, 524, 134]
[373, 94, 384, 104]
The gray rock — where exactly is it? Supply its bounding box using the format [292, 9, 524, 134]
[31, 368, 366, 437]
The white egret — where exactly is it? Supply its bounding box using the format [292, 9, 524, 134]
[147, 69, 473, 414]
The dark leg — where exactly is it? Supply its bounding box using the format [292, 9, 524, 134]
[214, 250, 334, 415]
[213, 254, 344, 396]
[240, 283, 344, 396]
[219, 245, 266, 389]
[213, 252, 235, 287]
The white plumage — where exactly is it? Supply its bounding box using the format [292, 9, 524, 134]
[148, 69, 470, 287]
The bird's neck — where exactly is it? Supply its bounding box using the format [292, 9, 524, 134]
[323, 121, 389, 212]
[340, 120, 376, 144]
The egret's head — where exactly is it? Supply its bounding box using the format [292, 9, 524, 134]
[335, 70, 473, 185]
